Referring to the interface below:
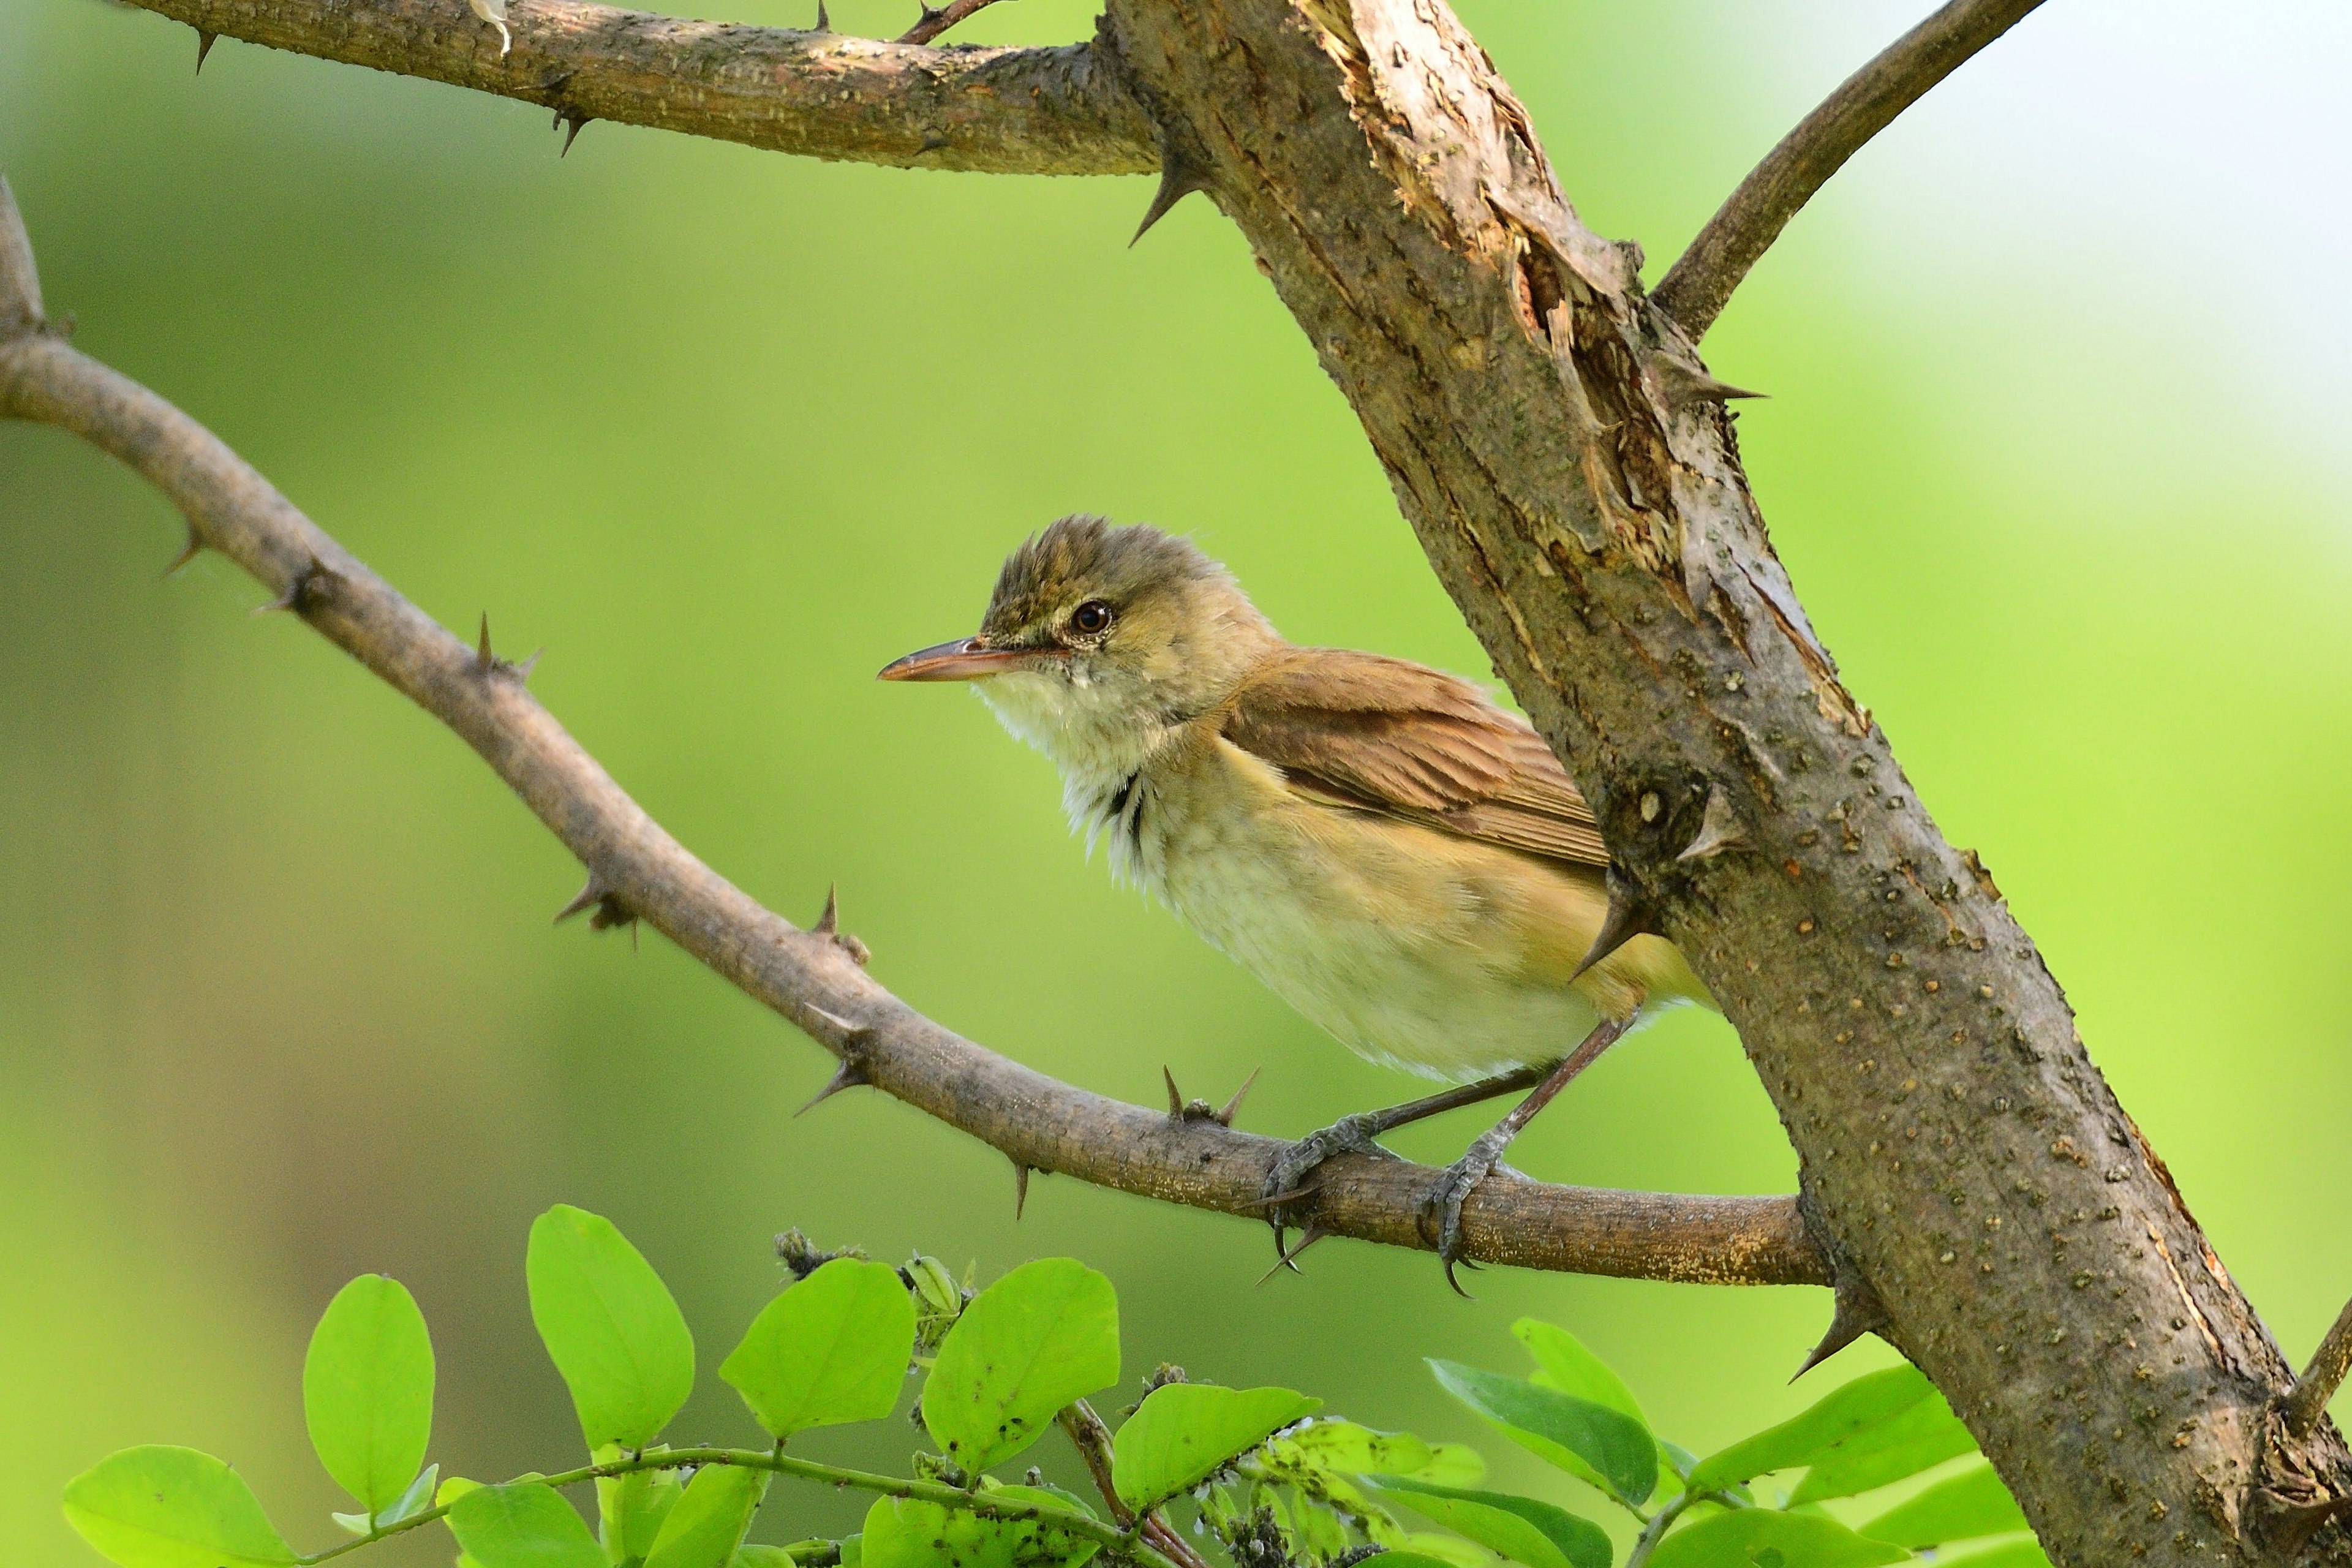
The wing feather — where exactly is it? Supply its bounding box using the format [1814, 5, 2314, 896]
[1221, 649, 1608, 870]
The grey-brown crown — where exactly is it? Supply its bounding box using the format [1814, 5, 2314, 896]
[981, 516, 1227, 640]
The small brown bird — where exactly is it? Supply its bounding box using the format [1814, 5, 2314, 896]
[881, 517, 1713, 1287]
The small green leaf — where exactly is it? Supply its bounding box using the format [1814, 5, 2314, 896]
[1789, 1391, 1976, 1502]
[1510, 1321, 1647, 1427]
[1374, 1555, 1476, 1568]
[924, 1259, 1119, 1473]
[597, 1444, 683, 1562]
[1932, 1537, 2050, 1568]
[1398, 1535, 1490, 1568]
[336, 1463, 442, 1536]
[304, 1274, 437, 1517]
[1114, 1385, 1320, 1510]
[733, 1550, 801, 1568]
[1428, 1360, 1654, 1506]
[1686, 1365, 1939, 1493]
[859, 1487, 1101, 1568]
[447, 1481, 608, 1568]
[1366, 1477, 1608, 1568]
[62, 1447, 296, 1568]
[527, 1205, 696, 1450]
[1268, 1420, 1432, 1477]
[1408, 1442, 1488, 1489]
[1859, 1464, 2027, 1547]
[1646, 1509, 1910, 1568]
[722, 1259, 916, 1441]
[644, 1465, 770, 1568]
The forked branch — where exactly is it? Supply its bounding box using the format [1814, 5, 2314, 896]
[116, 0, 1155, 175]
[1653, 0, 2047, 340]
[2285, 1297, 2352, 1441]
[0, 178, 1827, 1292]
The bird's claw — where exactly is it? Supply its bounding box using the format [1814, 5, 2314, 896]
[1420, 1129, 1511, 1298]
[1255, 1111, 1396, 1257]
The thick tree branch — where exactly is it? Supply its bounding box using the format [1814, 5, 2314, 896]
[0, 177, 1825, 1292]
[118, 0, 1155, 175]
[2285, 1297, 2352, 1442]
[1652, 0, 2046, 340]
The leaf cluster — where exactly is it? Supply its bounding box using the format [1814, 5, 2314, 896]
[62, 1207, 2045, 1568]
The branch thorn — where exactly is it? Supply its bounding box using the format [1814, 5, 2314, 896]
[1256, 1224, 1328, 1284]
[162, 531, 204, 577]
[1013, 1160, 1031, 1219]
[1792, 1268, 1890, 1379]
[796, 1057, 868, 1116]
[1569, 870, 1659, 982]
[810, 884, 869, 965]
[476, 612, 496, 671]
[813, 0, 830, 29]
[1676, 782, 1747, 863]
[252, 557, 328, 616]
[556, 112, 592, 157]
[1164, 1065, 1185, 1117]
[552, 875, 609, 923]
[1215, 1066, 1260, 1128]
[194, 28, 219, 73]
[1130, 148, 1213, 246]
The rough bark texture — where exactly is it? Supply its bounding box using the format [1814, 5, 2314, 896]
[1096, 0, 2349, 1559]
[126, 0, 1158, 174]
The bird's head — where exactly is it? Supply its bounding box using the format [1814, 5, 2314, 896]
[880, 515, 1277, 778]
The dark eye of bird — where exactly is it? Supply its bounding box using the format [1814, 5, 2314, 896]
[1070, 600, 1113, 637]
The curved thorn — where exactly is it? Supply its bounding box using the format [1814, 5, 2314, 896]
[814, 883, 840, 936]
[1677, 782, 1747, 863]
[162, 532, 203, 577]
[1792, 1272, 1889, 1379]
[1163, 1065, 1185, 1118]
[1256, 1224, 1327, 1285]
[1131, 153, 1212, 246]
[559, 115, 590, 158]
[796, 1059, 866, 1116]
[1215, 1066, 1261, 1127]
[1013, 1161, 1031, 1219]
[194, 28, 218, 72]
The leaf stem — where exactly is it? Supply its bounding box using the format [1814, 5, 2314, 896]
[1623, 1488, 1741, 1568]
[292, 1446, 1180, 1568]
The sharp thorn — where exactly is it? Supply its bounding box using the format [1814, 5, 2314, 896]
[1676, 781, 1747, 864]
[1013, 1161, 1031, 1220]
[795, 1060, 867, 1116]
[804, 1003, 859, 1036]
[514, 649, 542, 680]
[814, 883, 840, 935]
[1130, 156, 1212, 247]
[814, 0, 830, 28]
[1569, 872, 1658, 982]
[552, 876, 609, 924]
[1232, 1180, 1324, 1213]
[252, 573, 307, 615]
[1792, 1275, 1888, 1380]
[559, 115, 589, 157]
[1215, 1066, 1261, 1127]
[477, 612, 495, 671]
[194, 27, 217, 72]
[1164, 1065, 1185, 1118]
[161, 533, 203, 578]
[1256, 1224, 1327, 1285]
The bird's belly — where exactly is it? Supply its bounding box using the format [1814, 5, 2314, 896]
[1148, 794, 1616, 1084]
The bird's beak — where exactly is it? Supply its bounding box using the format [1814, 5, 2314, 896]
[876, 636, 1034, 682]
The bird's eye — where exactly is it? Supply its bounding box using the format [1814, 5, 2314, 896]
[1070, 600, 1114, 637]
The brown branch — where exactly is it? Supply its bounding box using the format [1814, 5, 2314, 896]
[114, 0, 1155, 176]
[1651, 0, 2047, 339]
[897, 0, 1006, 48]
[0, 177, 1826, 1294]
[2284, 1297, 2352, 1441]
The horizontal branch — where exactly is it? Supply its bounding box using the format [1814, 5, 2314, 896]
[120, 0, 1157, 175]
[1652, 0, 2046, 339]
[0, 178, 1825, 1291]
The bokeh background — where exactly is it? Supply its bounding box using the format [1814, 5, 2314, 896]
[4, 0, 2349, 1559]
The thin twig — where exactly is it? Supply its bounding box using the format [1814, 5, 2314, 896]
[1652, 0, 2047, 340]
[2283, 1297, 2352, 1440]
[113, 0, 1155, 177]
[898, 0, 1006, 47]
[0, 178, 1829, 1292]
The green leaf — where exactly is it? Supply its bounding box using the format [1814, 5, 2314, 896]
[1428, 1360, 1654, 1506]
[1398, 1535, 1491, 1568]
[733, 1550, 801, 1568]
[62, 1447, 297, 1568]
[722, 1259, 916, 1441]
[923, 1259, 1119, 1472]
[1788, 1392, 1975, 1503]
[447, 1481, 609, 1568]
[1686, 1365, 1939, 1493]
[304, 1275, 436, 1518]
[1377, 1555, 1478, 1568]
[597, 1444, 682, 1562]
[858, 1487, 1101, 1568]
[336, 1463, 441, 1536]
[1409, 1443, 1488, 1489]
[644, 1465, 771, 1568]
[1859, 1464, 2027, 1547]
[1934, 1537, 2051, 1568]
[1366, 1477, 1608, 1568]
[1114, 1385, 1320, 1510]
[1510, 1321, 1647, 1427]
[527, 1205, 696, 1450]
[1267, 1421, 1434, 1479]
[1646, 1509, 1910, 1568]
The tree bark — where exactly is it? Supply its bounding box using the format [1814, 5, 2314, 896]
[1098, 0, 2347, 1559]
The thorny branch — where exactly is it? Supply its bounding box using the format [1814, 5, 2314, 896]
[899, 0, 1009, 47]
[1652, 0, 2048, 339]
[0, 177, 1828, 1294]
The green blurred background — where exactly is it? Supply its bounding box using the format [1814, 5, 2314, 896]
[4, 0, 2349, 1559]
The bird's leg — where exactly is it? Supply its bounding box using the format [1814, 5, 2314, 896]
[1421, 1014, 1637, 1295]
[1254, 1062, 1554, 1250]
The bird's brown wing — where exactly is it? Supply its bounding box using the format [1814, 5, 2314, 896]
[1219, 648, 1608, 870]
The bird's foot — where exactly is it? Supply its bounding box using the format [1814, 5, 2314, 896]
[1418, 1126, 1515, 1298]
[1252, 1111, 1399, 1262]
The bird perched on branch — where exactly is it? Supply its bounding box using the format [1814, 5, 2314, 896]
[880, 516, 1712, 1288]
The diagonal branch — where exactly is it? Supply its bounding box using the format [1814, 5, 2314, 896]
[2285, 1296, 2352, 1441]
[898, 0, 1009, 48]
[118, 0, 1155, 176]
[0, 178, 1827, 1292]
[1652, 0, 2047, 340]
